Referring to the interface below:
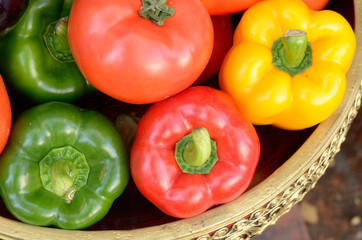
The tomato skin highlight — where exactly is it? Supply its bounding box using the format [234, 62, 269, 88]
[68, 0, 214, 104]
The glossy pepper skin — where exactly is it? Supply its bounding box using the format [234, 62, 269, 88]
[131, 86, 260, 218]
[0, 0, 94, 103]
[219, 0, 356, 130]
[0, 102, 129, 229]
[0, 75, 11, 154]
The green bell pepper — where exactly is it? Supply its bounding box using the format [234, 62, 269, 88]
[0, 102, 129, 229]
[0, 0, 94, 103]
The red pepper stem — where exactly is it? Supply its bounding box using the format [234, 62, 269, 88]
[282, 29, 308, 68]
[183, 128, 211, 167]
[139, 0, 174, 26]
[175, 128, 218, 174]
[39, 146, 90, 203]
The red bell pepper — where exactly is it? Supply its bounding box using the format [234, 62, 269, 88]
[130, 86, 260, 218]
[0, 75, 11, 154]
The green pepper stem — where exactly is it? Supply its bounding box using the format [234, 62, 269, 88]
[175, 128, 218, 174]
[39, 146, 90, 203]
[139, 0, 175, 26]
[50, 160, 78, 203]
[43, 17, 74, 63]
[271, 29, 312, 77]
[282, 30, 308, 68]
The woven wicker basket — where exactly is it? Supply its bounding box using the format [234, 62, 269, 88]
[0, 0, 361, 239]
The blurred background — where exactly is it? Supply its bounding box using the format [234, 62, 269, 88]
[255, 107, 362, 240]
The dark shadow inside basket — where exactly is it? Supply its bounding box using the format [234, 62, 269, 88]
[0, 0, 355, 231]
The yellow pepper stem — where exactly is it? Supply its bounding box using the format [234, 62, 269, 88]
[282, 30, 308, 68]
[271, 29, 312, 77]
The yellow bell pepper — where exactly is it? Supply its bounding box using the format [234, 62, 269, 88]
[219, 0, 356, 130]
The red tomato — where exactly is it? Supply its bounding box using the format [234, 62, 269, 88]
[0, 75, 11, 154]
[193, 15, 233, 85]
[200, 0, 262, 15]
[303, 0, 330, 10]
[200, 0, 329, 15]
[68, 0, 214, 104]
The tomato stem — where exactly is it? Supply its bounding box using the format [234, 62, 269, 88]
[175, 128, 218, 174]
[39, 146, 90, 203]
[139, 0, 174, 26]
[272, 29, 312, 76]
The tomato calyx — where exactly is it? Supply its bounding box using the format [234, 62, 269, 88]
[175, 127, 218, 174]
[139, 0, 174, 26]
[272, 29, 312, 76]
[43, 17, 74, 63]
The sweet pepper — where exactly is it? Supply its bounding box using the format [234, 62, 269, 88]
[219, 0, 356, 130]
[0, 102, 129, 229]
[0, 0, 94, 103]
[0, 75, 11, 154]
[131, 86, 260, 218]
